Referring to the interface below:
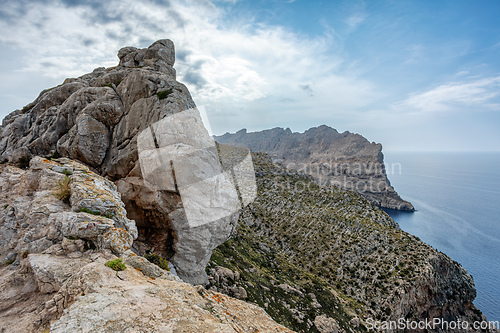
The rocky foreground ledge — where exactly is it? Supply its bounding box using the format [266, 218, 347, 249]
[0, 157, 291, 332]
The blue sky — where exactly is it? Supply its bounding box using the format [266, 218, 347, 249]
[1, 0, 500, 151]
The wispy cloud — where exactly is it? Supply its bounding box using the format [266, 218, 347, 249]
[393, 76, 500, 113]
[345, 13, 367, 30]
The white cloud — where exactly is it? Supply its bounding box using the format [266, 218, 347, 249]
[393, 76, 500, 113]
[0, 0, 378, 134]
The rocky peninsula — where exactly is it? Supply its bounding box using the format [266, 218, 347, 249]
[215, 126, 415, 211]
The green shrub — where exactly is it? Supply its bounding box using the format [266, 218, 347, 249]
[78, 207, 101, 215]
[145, 253, 170, 271]
[46, 151, 62, 160]
[103, 211, 115, 219]
[105, 258, 126, 271]
[78, 207, 114, 219]
[62, 169, 72, 176]
[56, 175, 71, 203]
[157, 89, 173, 100]
[17, 156, 31, 169]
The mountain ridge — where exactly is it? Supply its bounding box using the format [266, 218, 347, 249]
[215, 126, 415, 211]
[207, 149, 490, 332]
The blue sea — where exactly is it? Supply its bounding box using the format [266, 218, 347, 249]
[383, 152, 500, 322]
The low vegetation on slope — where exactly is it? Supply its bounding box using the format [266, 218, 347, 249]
[208, 150, 482, 332]
[208, 223, 365, 333]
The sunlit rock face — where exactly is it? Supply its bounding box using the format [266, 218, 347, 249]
[0, 157, 283, 333]
[136, 107, 256, 284]
[0, 156, 137, 259]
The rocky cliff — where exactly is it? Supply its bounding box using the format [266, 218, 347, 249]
[215, 126, 415, 211]
[0, 39, 494, 333]
[0, 39, 238, 285]
[0, 157, 291, 332]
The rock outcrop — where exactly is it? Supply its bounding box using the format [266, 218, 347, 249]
[1, 38, 495, 333]
[0, 157, 137, 261]
[49, 261, 292, 333]
[0, 39, 239, 285]
[0, 157, 290, 332]
[215, 126, 415, 211]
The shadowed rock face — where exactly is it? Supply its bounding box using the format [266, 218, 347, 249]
[0, 39, 235, 285]
[215, 126, 415, 211]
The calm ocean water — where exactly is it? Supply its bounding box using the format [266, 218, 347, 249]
[383, 152, 500, 322]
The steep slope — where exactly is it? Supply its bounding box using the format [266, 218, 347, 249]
[207, 148, 491, 332]
[215, 126, 414, 211]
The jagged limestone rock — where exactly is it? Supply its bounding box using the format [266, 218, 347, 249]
[0, 155, 283, 332]
[314, 315, 340, 333]
[0, 40, 192, 176]
[0, 156, 137, 257]
[0, 40, 245, 285]
[48, 260, 292, 333]
[28, 253, 92, 294]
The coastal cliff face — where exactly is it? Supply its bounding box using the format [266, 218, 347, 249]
[0, 157, 291, 332]
[205, 149, 490, 333]
[0, 39, 237, 285]
[215, 126, 415, 211]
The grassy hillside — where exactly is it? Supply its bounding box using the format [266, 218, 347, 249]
[207, 151, 479, 332]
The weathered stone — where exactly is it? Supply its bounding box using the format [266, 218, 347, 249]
[59, 211, 114, 240]
[144, 39, 175, 67]
[349, 317, 360, 328]
[0, 156, 137, 258]
[48, 260, 292, 333]
[28, 254, 91, 294]
[68, 166, 137, 240]
[277, 283, 304, 297]
[0, 35, 243, 285]
[314, 315, 340, 333]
